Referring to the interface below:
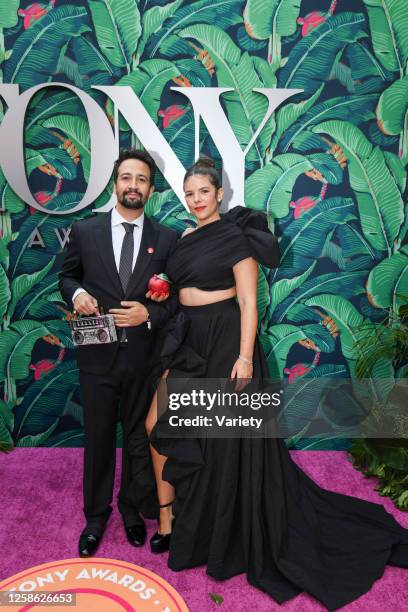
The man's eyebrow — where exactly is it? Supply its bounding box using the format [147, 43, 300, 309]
[119, 172, 148, 178]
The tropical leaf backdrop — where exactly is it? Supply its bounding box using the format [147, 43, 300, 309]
[0, 0, 406, 451]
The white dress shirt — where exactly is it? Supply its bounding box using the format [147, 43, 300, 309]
[72, 208, 145, 304]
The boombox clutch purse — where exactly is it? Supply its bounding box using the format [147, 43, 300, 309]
[69, 307, 118, 346]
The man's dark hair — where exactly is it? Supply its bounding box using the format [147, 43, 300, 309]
[113, 148, 156, 185]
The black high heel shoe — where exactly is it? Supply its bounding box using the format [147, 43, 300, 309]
[150, 501, 174, 554]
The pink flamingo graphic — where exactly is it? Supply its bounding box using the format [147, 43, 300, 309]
[297, 0, 337, 37]
[18, 1, 56, 29]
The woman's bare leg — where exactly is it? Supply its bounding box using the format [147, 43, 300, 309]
[146, 377, 174, 535]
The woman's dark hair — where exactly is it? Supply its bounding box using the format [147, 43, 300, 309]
[184, 156, 222, 190]
[113, 148, 156, 185]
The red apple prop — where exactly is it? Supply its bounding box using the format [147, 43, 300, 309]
[148, 273, 171, 297]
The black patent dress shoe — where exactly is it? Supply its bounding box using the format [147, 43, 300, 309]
[150, 530, 171, 554]
[150, 500, 174, 554]
[125, 524, 146, 547]
[79, 533, 101, 557]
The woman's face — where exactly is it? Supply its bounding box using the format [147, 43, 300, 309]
[183, 174, 224, 223]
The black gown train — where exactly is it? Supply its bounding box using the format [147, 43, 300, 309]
[149, 207, 408, 611]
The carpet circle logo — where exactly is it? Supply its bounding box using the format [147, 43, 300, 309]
[0, 558, 189, 611]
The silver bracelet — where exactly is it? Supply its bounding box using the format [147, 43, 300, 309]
[238, 354, 253, 365]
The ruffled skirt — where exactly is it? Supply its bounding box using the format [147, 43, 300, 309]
[150, 298, 408, 611]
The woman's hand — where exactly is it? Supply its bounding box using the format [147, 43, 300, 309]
[145, 290, 170, 302]
[230, 358, 253, 391]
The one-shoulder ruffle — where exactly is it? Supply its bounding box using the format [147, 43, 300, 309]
[222, 205, 280, 268]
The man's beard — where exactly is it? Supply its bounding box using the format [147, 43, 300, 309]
[119, 191, 145, 209]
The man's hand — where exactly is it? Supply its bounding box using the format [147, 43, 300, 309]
[145, 290, 169, 302]
[109, 301, 149, 327]
[73, 292, 100, 316]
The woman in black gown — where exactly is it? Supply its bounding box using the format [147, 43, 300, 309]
[144, 157, 408, 610]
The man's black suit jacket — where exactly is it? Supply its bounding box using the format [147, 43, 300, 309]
[59, 211, 179, 375]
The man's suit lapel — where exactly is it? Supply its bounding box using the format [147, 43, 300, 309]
[95, 211, 124, 297]
[125, 215, 159, 297]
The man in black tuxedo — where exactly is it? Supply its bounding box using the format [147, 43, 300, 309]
[59, 149, 178, 557]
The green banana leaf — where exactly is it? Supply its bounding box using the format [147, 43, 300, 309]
[0, 417, 14, 450]
[345, 41, 395, 82]
[56, 51, 84, 88]
[14, 361, 79, 438]
[47, 430, 85, 447]
[0, 264, 10, 320]
[307, 152, 344, 184]
[377, 76, 408, 162]
[159, 109, 197, 175]
[14, 273, 61, 320]
[0, 399, 14, 435]
[384, 151, 406, 194]
[173, 57, 212, 87]
[378, 74, 408, 132]
[279, 94, 378, 154]
[44, 320, 75, 350]
[7, 258, 55, 321]
[257, 265, 270, 324]
[0, 320, 49, 383]
[24, 148, 48, 176]
[270, 87, 322, 154]
[303, 294, 395, 403]
[24, 295, 65, 322]
[279, 364, 351, 439]
[268, 263, 316, 319]
[243, 0, 301, 40]
[366, 246, 408, 311]
[245, 154, 313, 218]
[145, 0, 244, 58]
[87, 0, 141, 70]
[300, 323, 336, 352]
[42, 115, 90, 180]
[243, 0, 301, 68]
[362, 0, 408, 75]
[237, 24, 267, 52]
[136, 0, 183, 62]
[335, 222, 380, 260]
[9, 203, 86, 276]
[365, 438, 408, 472]
[71, 36, 116, 83]
[16, 421, 59, 447]
[152, 199, 192, 232]
[261, 324, 306, 378]
[312, 120, 404, 255]
[275, 198, 356, 279]
[304, 294, 364, 361]
[106, 59, 181, 127]
[145, 189, 178, 217]
[40, 147, 78, 180]
[4, 6, 90, 87]
[179, 24, 276, 162]
[25, 91, 84, 131]
[275, 271, 367, 324]
[0, 0, 19, 28]
[278, 12, 367, 96]
[320, 239, 349, 270]
[0, 181, 25, 215]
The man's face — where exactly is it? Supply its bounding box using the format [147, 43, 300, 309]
[115, 159, 154, 210]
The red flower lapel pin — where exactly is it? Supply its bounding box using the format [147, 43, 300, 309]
[147, 247, 154, 254]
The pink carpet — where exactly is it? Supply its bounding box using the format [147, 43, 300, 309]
[0, 449, 407, 611]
